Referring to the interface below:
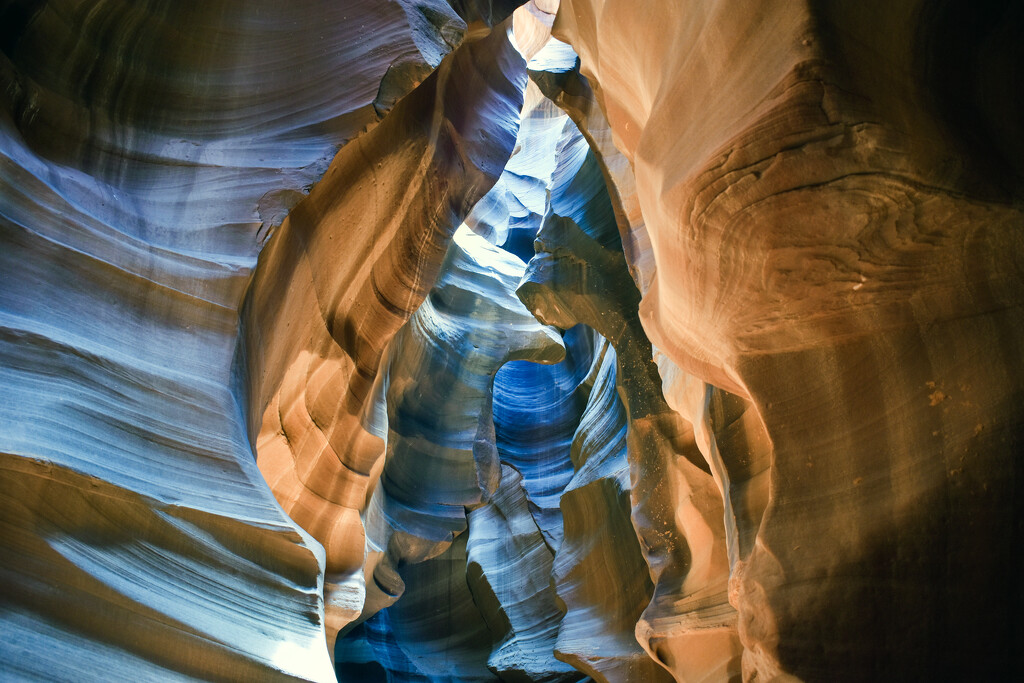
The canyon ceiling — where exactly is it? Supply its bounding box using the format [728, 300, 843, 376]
[1, 1, 1022, 681]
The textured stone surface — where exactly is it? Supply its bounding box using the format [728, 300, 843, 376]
[3, 1, 1022, 681]
[552, 335, 668, 682]
[518, 207, 741, 682]
[0, 0, 474, 677]
[245, 20, 528, 645]
[492, 323, 592, 550]
[0, 2, 521, 679]
[555, 1, 1024, 680]
[366, 225, 563, 596]
[467, 464, 581, 682]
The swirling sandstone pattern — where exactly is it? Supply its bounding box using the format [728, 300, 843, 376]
[1, 0, 478, 678]
[552, 334, 670, 682]
[556, 1, 1024, 680]
[467, 464, 581, 681]
[366, 226, 563, 595]
[0, 2, 521, 679]
[518, 209, 741, 680]
[3, 0, 1022, 681]
[492, 324, 592, 550]
[245, 21, 528, 644]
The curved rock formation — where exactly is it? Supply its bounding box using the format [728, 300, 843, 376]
[1, 0, 485, 678]
[519, 210, 742, 682]
[369, 533, 496, 681]
[4, 1, 1022, 681]
[333, 218, 572, 679]
[329, 533, 499, 682]
[552, 335, 671, 682]
[465, 79, 569, 257]
[492, 322, 593, 550]
[467, 464, 582, 682]
[366, 225, 564, 595]
[509, 85, 743, 678]
[0, 1, 523, 678]
[555, 1, 1024, 680]
[245, 20, 528, 642]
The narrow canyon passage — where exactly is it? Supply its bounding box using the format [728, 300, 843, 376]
[319, 60, 719, 679]
[2, 1, 1022, 682]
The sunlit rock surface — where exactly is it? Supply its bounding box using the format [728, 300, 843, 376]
[0, 0, 479, 678]
[530, 66, 653, 294]
[3, 0, 1022, 681]
[518, 200, 741, 682]
[556, 1, 1024, 680]
[245, 19, 528, 644]
[0, 1, 521, 679]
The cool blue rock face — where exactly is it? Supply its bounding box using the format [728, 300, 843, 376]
[0, 1, 464, 679]
[2, 2, 707, 678]
[366, 226, 564, 599]
[347, 225, 573, 681]
[492, 325, 593, 551]
[0, 3, 530, 680]
[335, 58, 683, 681]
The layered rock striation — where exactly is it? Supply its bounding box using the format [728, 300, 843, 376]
[555, 1, 1024, 680]
[1, 2, 522, 679]
[2, 1, 1022, 682]
[245, 17, 530, 648]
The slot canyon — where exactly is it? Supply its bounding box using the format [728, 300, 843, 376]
[1, 1, 1022, 681]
